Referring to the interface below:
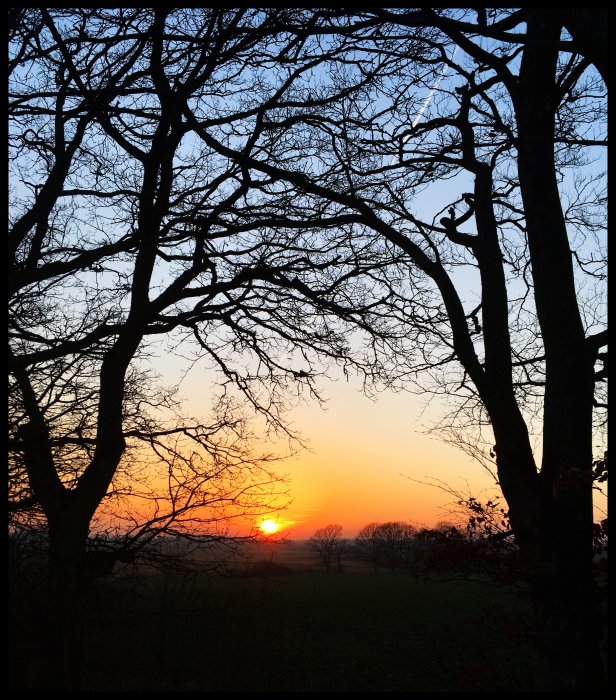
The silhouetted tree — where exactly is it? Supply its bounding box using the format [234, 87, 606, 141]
[375, 522, 418, 572]
[9, 8, 608, 691]
[413, 502, 517, 583]
[334, 538, 353, 573]
[355, 522, 382, 571]
[308, 524, 344, 573]
[354, 521, 417, 571]
[8, 8, 384, 688]
[195, 10, 606, 689]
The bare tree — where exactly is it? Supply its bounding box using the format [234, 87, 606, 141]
[8, 8, 385, 689]
[354, 522, 417, 572]
[376, 521, 418, 572]
[334, 537, 353, 573]
[182, 9, 607, 689]
[354, 522, 382, 572]
[308, 524, 345, 573]
[8, 8, 608, 691]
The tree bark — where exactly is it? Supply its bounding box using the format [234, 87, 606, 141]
[511, 10, 605, 690]
[39, 511, 91, 690]
[560, 8, 608, 86]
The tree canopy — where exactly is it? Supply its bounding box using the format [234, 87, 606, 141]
[8, 8, 607, 691]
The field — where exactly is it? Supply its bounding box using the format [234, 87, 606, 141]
[10, 540, 541, 691]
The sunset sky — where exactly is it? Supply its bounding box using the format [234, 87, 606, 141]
[271, 373, 493, 540]
[163, 355, 496, 540]
[280, 386, 608, 540]
[162, 349, 607, 542]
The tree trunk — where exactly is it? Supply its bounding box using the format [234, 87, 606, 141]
[495, 449, 605, 691]
[560, 8, 608, 86]
[510, 10, 606, 690]
[40, 515, 91, 690]
[527, 491, 605, 691]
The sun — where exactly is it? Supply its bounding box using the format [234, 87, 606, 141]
[259, 519, 280, 535]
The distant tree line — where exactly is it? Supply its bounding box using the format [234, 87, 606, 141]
[307, 519, 519, 583]
[311, 509, 607, 582]
[354, 522, 418, 572]
[311, 494, 521, 578]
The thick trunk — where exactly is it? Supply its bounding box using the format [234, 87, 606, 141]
[496, 448, 604, 691]
[527, 484, 605, 691]
[560, 8, 608, 86]
[509, 11, 605, 690]
[40, 515, 91, 690]
[470, 166, 541, 535]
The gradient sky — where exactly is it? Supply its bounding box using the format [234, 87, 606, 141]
[166, 352, 511, 540]
[259, 373, 506, 540]
[278, 382, 608, 540]
[160, 350, 607, 541]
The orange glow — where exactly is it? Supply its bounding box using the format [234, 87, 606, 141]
[156, 359, 607, 542]
[259, 519, 280, 535]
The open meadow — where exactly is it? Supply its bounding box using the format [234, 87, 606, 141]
[10, 540, 543, 691]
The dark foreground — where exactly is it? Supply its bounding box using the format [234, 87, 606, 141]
[10, 543, 547, 691]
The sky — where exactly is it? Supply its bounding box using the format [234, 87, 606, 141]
[142, 72, 501, 542]
[268, 373, 497, 540]
[161, 345, 607, 541]
[9, 14, 606, 549]
[168, 353, 510, 541]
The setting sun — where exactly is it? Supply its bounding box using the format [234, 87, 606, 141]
[259, 519, 280, 535]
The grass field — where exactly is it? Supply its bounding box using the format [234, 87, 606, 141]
[11, 540, 542, 691]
